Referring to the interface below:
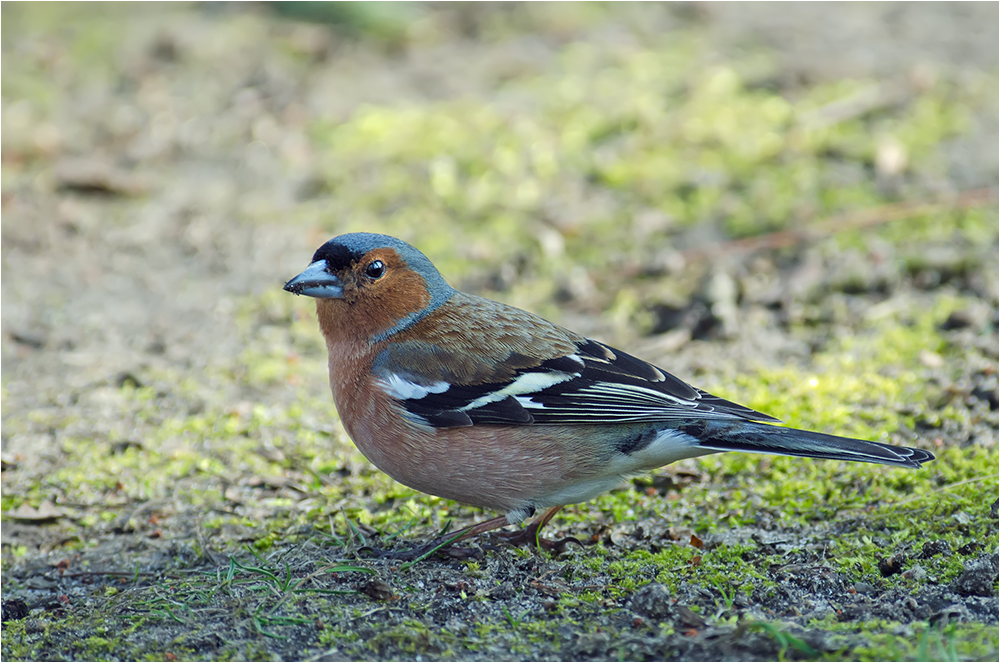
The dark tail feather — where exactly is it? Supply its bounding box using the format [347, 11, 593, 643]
[693, 421, 935, 469]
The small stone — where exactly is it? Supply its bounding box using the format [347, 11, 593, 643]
[921, 540, 952, 559]
[931, 604, 972, 625]
[630, 582, 673, 620]
[359, 580, 395, 601]
[490, 582, 516, 600]
[572, 632, 610, 657]
[875, 136, 908, 177]
[677, 606, 707, 628]
[919, 350, 944, 368]
[953, 554, 999, 597]
[706, 271, 739, 337]
[24, 619, 46, 634]
[853, 581, 875, 595]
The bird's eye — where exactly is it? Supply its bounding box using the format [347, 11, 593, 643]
[365, 260, 385, 280]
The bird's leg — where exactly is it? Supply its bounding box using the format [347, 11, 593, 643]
[489, 506, 584, 553]
[360, 514, 511, 562]
[453, 513, 515, 541]
[362, 507, 583, 562]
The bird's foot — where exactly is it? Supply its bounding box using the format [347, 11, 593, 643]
[488, 524, 584, 554]
[355, 508, 585, 561]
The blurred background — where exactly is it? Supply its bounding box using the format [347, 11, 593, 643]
[3, 3, 997, 370]
[2, 3, 997, 660]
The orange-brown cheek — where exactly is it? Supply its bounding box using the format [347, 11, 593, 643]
[314, 277, 432, 347]
[326, 276, 432, 342]
[370, 270, 432, 323]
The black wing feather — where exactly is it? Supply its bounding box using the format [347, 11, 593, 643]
[383, 337, 781, 429]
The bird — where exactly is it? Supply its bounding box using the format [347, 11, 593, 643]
[284, 232, 934, 555]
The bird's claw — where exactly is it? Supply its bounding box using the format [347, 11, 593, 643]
[542, 535, 585, 554]
[488, 528, 585, 553]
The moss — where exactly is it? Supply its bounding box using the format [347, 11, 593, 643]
[3, 4, 996, 662]
[294, 44, 989, 320]
[81, 636, 119, 655]
[817, 619, 1000, 662]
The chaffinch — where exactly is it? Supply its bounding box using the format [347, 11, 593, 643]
[285, 233, 934, 553]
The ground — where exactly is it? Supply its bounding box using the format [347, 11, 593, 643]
[1, 3, 998, 661]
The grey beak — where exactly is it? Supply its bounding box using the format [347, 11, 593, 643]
[283, 260, 344, 299]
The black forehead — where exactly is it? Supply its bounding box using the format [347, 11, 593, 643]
[311, 242, 364, 272]
[310, 233, 415, 272]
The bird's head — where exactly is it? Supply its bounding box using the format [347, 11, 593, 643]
[284, 233, 454, 342]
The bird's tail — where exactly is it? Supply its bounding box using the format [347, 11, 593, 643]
[686, 420, 934, 469]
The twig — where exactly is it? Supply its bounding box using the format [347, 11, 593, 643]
[796, 82, 906, 129]
[683, 187, 997, 262]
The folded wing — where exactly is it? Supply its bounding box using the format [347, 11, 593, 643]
[373, 336, 781, 428]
